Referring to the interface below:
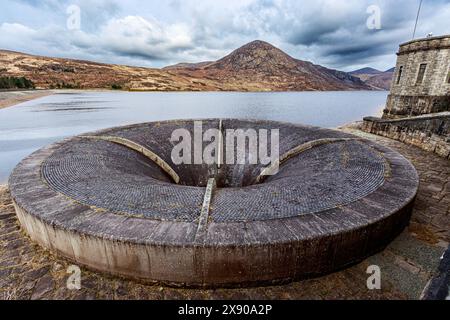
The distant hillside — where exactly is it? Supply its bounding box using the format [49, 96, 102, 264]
[350, 67, 382, 75]
[0, 41, 372, 92]
[350, 67, 395, 90]
[166, 40, 371, 91]
[163, 61, 214, 70]
[365, 71, 395, 90]
[0, 49, 215, 91]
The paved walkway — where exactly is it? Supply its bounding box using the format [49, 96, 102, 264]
[0, 130, 448, 300]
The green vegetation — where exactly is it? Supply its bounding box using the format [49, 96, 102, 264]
[111, 84, 123, 90]
[0, 76, 35, 89]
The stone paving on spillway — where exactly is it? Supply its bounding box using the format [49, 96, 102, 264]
[0, 127, 448, 299]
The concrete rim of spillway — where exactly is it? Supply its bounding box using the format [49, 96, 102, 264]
[8, 119, 419, 288]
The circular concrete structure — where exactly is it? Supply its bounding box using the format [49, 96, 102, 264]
[9, 119, 419, 287]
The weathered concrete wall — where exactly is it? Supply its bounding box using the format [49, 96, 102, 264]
[363, 113, 450, 159]
[384, 35, 450, 119]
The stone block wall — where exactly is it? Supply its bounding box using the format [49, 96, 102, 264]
[363, 113, 450, 159]
[384, 95, 450, 118]
[384, 35, 450, 119]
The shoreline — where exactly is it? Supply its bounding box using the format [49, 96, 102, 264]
[336, 104, 385, 131]
[0, 90, 55, 110]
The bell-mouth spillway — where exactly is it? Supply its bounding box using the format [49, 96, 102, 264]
[9, 119, 419, 287]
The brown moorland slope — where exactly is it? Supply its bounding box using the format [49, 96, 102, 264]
[0, 50, 217, 91]
[350, 67, 395, 90]
[364, 70, 395, 90]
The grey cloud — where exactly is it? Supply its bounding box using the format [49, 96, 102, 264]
[0, 0, 449, 70]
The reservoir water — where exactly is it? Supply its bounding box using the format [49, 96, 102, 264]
[0, 90, 388, 183]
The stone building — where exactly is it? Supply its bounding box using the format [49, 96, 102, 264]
[384, 35, 450, 118]
[363, 35, 450, 159]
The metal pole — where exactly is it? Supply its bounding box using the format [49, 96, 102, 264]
[412, 0, 423, 39]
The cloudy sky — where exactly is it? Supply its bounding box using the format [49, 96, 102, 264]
[0, 0, 449, 71]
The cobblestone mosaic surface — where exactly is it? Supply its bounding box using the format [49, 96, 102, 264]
[42, 138, 204, 222]
[41, 120, 386, 222]
[212, 140, 386, 221]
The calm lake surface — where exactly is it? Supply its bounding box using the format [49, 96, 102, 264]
[0, 90, 388, 183]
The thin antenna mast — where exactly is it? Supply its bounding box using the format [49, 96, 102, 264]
[412, 0, 423, 39]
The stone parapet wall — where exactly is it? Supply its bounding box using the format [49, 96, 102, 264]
[398, 36, 450, 56]
[363, 113, 450, 159]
